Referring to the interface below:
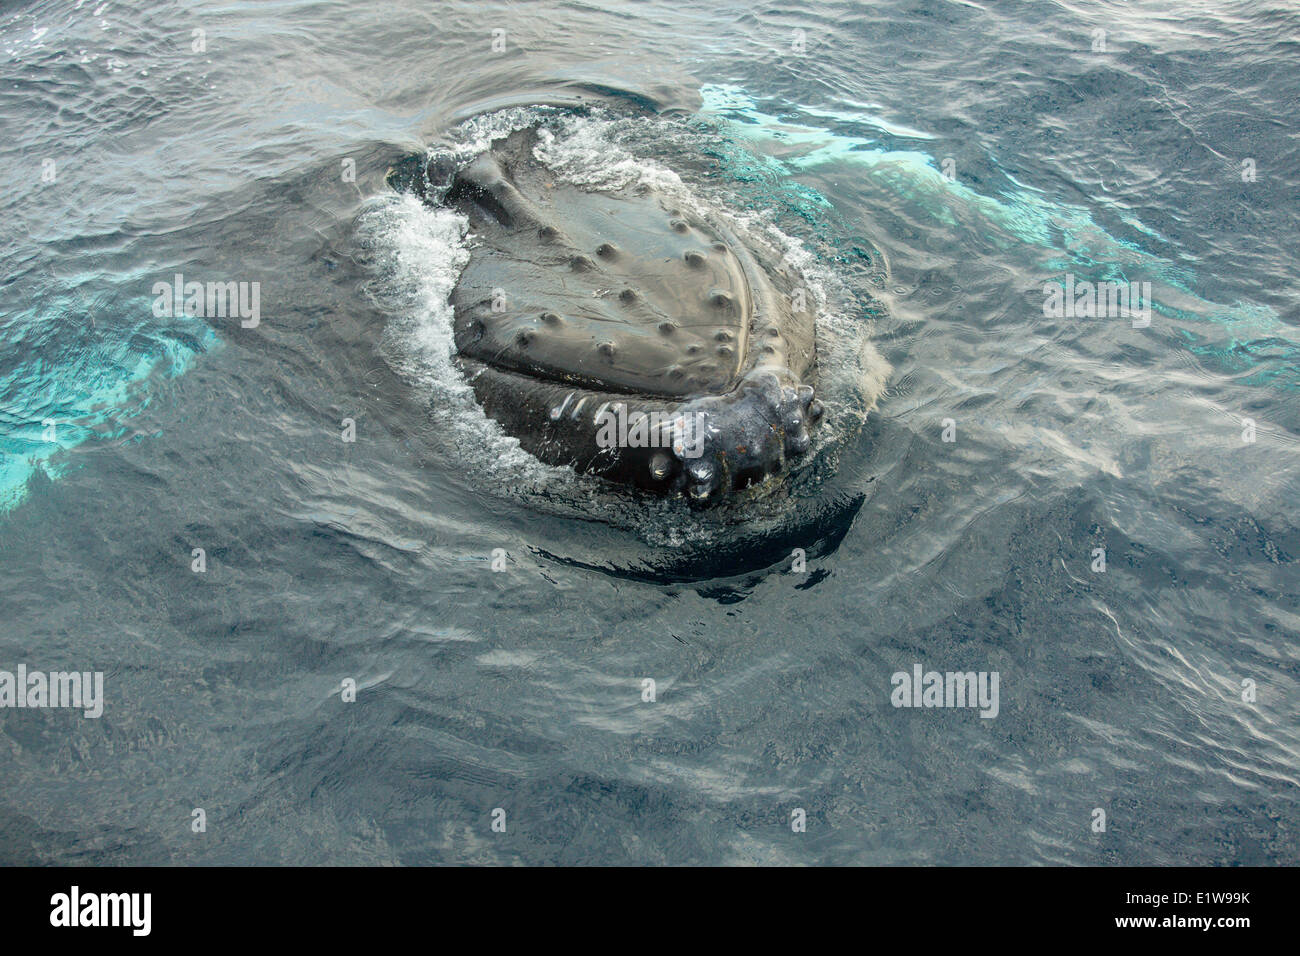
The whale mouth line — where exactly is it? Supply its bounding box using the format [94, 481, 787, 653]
[461, 358, 824, 504]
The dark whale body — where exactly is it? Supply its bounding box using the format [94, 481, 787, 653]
[399, 127, 823, 504]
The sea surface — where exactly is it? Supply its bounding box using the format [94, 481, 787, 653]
[1, 0, 1298, 864]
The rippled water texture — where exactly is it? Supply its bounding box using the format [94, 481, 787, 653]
[1, 0, 1297, 864]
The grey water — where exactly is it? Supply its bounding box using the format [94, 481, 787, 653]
[1, 0, 1297, 865]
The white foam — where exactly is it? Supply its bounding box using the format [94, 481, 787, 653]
[533, 118, 688, 195]
[357, 192, 575, 493]
[437, 106, 560, 181]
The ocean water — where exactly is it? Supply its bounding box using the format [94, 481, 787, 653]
[1, 0, 1297, 865]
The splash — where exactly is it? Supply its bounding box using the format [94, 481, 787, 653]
[357, 188, 579, 498]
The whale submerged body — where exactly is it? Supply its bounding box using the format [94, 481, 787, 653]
[396, 125, 824, 505]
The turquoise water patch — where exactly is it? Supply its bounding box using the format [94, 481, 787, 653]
[699, 85, 1295, 387]
[0, 290, 219, 513]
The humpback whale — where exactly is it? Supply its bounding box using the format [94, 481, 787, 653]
[393, 126, 823, 505]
